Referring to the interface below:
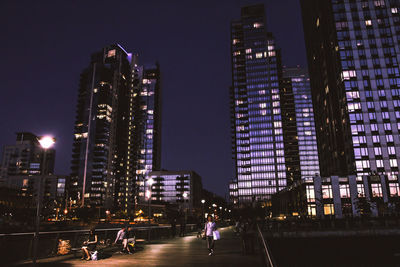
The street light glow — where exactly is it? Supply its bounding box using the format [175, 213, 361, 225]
[183, 192, 188, 198]
[38, 136, 55, 149]
[147, 178, 154, 185]
[201, 199, 205, 204]
[145, 190, 151, 199]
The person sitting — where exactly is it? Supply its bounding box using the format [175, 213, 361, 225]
[114, 226, 127, 253]
[126, 226, 136, 254]
[81, 228, 98, 261]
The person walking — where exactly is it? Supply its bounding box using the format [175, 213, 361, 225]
[204, 215, 217, 256]
[171, 218, 177, 237]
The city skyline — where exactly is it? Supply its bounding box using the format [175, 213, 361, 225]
[0, 0, 306, 197]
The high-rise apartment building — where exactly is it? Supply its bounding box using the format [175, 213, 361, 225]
[281, 67, 320, 182]
[126, 62, 162, 210]
[70, 44, 131, 209]
[135, 64, 162, 176]
[301, 0, 400, 181]
[70, 44, 162, 212]
[0, 132, 55, 185]
[230, 4, 287, 204]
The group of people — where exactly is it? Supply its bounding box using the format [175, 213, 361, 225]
[114, 225, 136, 254]
[80, 225, 136, 261]
[80, 216, 220, 261]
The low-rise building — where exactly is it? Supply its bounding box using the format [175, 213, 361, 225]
[144, 170, 202, 212]
[6, 174, 67, 203]
[272, 175, 400, 219]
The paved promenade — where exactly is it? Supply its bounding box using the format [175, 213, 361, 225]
[17, 227, 262, 267]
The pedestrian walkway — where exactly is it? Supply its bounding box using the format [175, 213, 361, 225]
[16, 227, 263, 267]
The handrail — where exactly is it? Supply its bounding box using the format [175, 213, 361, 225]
[257, 224, 276, 267]
[0, 224, 196, 237]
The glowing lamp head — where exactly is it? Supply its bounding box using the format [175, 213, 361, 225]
[147, 178, 154, 186]
[39, 136, 55, 149]
[63, 209, 68, 214]
[201, 199, 205, 204]
[183, 192, 188, 198]
[145, 190, 151, 199]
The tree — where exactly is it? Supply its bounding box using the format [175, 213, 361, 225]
[355, 195, 372, 217]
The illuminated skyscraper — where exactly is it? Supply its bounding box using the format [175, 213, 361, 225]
[70, 44, 131, 209]
[301, 0, 400, 185]
[281, 67, 320, 182]
[127, 63, 162, 208]
[230, 4, 286, 204]
[135, 64, 162, 176]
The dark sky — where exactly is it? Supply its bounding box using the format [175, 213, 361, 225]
[0, 0, 306, 198]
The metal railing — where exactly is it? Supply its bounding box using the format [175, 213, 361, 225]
[256, 224, 276, 267]
[0, 224, 196, 265]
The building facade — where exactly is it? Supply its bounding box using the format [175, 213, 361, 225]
[230, 4, 287, 204]
[135, 64, 162, 176]
[272, 174, 400, 218]
[70, 44, 162, 212]
[0, 132, 55, 185]
[70, 44, 132, 209]
[281, 68, 320, 183]
[7, 174, 66, 203]
[301, 0, 400, 181]
[125, 62, 162, 212]
[145, 170, 202, 212]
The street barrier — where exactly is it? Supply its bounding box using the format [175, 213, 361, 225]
[0, 224, 196, 264]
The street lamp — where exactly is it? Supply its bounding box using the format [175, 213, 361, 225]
[146, 178, 154, 241]
[33, 135, 55, 265]
[201, 199, 205, 221]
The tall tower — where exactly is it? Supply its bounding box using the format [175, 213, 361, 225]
[125, 61, 162, 210]
[136, 64, 162, 176]
[230, 4, 286, 204]
[70, 44, 131, 209]
[301, 0, 400, 182]
[280, 67, 320, 182]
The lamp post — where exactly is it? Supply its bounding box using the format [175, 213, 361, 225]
[182, 192, 188, 235]
[146, 177, 154, 241]
[33, 136, 55, 265]
[201, 199, 205, 222]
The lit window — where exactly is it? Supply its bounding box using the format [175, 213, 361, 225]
[253, 22, 263, 28]
[365, 20, 372, 26]
[371, 184, 383, 197]
[107, 49, 116, 57]
[324, 204, 334, 215]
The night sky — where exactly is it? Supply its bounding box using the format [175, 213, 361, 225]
[0, 0, 306, 197]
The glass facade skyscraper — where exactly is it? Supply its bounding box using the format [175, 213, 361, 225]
[301, 0, 400, 181]
[230, 4, 286, 204]
[135, 64, 162, 176]
[281, 68, 320, 182]
[70, 44, 131, 209]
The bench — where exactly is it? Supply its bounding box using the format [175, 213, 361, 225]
[71, 239, 111, 258]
